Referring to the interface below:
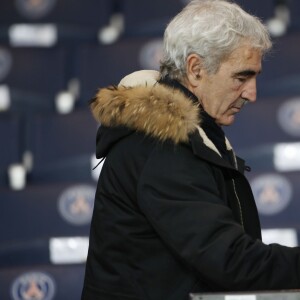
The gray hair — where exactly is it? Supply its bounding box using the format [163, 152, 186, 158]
[160, 0, 272, 80]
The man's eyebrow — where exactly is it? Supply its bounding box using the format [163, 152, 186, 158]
[233, 69, 261, 77]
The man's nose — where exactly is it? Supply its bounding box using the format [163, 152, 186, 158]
[241, 78, 257, 102]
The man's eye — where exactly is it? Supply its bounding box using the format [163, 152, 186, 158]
[237, 77, 247, 83]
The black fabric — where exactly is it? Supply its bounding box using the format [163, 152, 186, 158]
[82, 130, 300, 300]
[82, 81, 300, 300]
[95, 125, 134, 158]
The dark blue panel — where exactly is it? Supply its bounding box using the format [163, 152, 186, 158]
[0, 0, 111, 28]
[0, 113, 21, 168]
[0, 45, 66, 97]
[29, 153, 96, 183]
[9, 88, 55, 113]
[122, 0, 185, 36]
[0, 239, 50, 267]
[26, 109, 97, 166]
[0, 113, 21, 186]
[289, 0, 300, 31]
[24, 109, 97, 182]
[0, 182, 95, 243]
[76, 37, 162, 104]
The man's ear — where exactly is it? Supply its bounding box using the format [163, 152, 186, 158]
[186, 54, 203, 88]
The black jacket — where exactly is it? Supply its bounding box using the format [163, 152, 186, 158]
[82, 81, 300, 300]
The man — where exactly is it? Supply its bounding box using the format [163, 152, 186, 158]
[82, 1, 300, 299]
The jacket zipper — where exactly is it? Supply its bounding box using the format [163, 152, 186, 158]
[231, 178, 244, 230]
[196, 128, 245, 229]
[230, 150, 244, 229]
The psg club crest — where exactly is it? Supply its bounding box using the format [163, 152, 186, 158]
[139, 39, 163, 70]
[278, 97, 300, 137]
[11, 271, 56, 300]
[15, 0, 57, 19]
[250, 173, 293, 215]
[58, 184, 95, 226]
[0, 47, 12, 82]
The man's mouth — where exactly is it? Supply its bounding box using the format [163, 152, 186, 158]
[231, 106, 241, 112]
[231, 99, 248, 111]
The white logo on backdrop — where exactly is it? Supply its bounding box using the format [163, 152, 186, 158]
[139, 39, 163, 70]
[58, 184, 95, 225]
[278, 97, 300, 137]
[251, 173, 292, 215]
[11, 271, 56, 300]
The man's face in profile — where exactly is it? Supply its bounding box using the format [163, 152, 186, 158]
[195, 44, 262, 126]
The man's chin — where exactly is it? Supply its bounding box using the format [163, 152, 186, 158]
[217, 115, 235, 126]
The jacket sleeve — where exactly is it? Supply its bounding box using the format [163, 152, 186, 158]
[137, 142, 300, 291]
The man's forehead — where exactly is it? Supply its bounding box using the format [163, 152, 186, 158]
[229, 44, 262, 58]
[222, 46, 262, 73]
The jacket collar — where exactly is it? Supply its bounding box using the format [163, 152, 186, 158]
[90, 80, 246, 174]
[158, 76, 199, 105]
[189, 130, 246, 174]
[90, 84, 200, 144]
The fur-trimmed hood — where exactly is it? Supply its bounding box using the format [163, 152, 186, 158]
[90, 83, 200, 144]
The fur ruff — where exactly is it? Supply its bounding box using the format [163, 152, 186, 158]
[91, 84, 200, 144]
